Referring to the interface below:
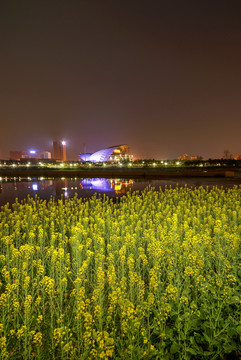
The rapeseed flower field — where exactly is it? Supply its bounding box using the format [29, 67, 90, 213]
[0, 186, 241, 359]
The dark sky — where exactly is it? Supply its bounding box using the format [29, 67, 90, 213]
[1, 0, 241, 160]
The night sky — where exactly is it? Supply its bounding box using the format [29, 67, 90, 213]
[1, 1, 241, 160]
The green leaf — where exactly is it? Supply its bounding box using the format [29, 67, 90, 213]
[229, 296, 240, 304]
[186, 347, 198, 355]
[203, 333, 211, 344]
[170, 342, 180, 354]
[228, 326, 238, 337]
[203, 351, 216, 356]
[165, 327, 173, 336]
[223, 343, 236, 353]
[237, 270, 241, 278]
[189, 336, 197, 346]
[236, 326, 241, 335]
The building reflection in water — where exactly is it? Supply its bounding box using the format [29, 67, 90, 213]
[55, 179, 68, 197]
[80, 178, 133, 195]
[0, 177, 134, 206]
[32, 184, 38, 191]
[109, 179, 133, 195]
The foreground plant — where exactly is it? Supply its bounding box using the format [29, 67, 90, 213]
[0, 187, 241, 359]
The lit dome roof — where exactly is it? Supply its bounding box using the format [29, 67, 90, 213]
[79, 145, 129, 163]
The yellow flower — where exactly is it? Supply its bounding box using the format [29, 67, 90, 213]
[33, 332, 42, 346]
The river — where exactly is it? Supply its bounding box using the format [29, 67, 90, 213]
[0, 176, 241, 206]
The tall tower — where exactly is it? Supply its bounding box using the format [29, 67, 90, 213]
[53, 141, 66, 161]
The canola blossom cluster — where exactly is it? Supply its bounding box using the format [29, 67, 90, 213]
[0, 187, 241, 359]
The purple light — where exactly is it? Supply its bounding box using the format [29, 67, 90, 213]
[80, 146, 120, 163]
[29, 150, 36, 154]
[81, 178, 113, 191]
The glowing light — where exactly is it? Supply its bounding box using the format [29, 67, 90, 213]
[32, 184, 38, 191]
[79, 145, 129, 163]
[153, 163, 156, 166]
[176, 161, 180, 165]
[29, 150, 36, 154]
[81, 178, 113, 191]
[12, 164, 16, 167]
[164, 162, 168, 165]
[62, 141, 66, 146]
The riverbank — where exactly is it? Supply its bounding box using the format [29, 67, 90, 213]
[1, 166, 241, 179]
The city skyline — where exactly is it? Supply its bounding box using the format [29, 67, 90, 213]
[5, 138, 241, 162]
[1, 1, 241, 160]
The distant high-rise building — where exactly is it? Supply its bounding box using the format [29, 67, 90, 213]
[9, 151, 28, 160]
[53, 141, 66, 161]
[9, 151, 23, 161]
[39, 151, 51, 159]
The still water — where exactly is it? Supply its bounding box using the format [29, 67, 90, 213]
[0, 176, 241, 206]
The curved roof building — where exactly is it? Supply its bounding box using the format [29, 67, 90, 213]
[79, 144, 130, 163]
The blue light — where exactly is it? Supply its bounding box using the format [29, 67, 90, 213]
[29, 150, 36, 154]
[81, 178, 113, 191]
[32, 184, 38, 191]
[80, 146, 121, 163]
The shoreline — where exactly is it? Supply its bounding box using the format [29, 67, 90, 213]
[1, 167, 241, 179]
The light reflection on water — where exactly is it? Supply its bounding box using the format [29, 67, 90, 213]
[0, 178, 134, 206]
[0, 177, 241, 206]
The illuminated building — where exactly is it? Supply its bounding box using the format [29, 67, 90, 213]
[79, 144, 132, 163]
[39, 151, 51, 159]
[234, 154, 241, 160]
[178, 154, 200, 161]
[9, 151, 24, 161]
[53, 141, 66, 162]
[182, 154, 189, 161]
[10, 151, 31, 160]
[10, 150, 52, 161]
